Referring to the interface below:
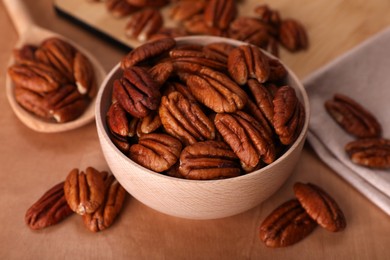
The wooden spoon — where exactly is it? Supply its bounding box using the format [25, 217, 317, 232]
[3, 0, 106, 133]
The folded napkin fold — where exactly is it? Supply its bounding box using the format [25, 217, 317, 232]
[304, 27, 390, 216]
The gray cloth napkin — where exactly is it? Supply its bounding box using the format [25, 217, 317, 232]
[303, 27, 390, 216]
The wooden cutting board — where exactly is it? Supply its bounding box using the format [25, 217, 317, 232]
[53, 0, 259, 51]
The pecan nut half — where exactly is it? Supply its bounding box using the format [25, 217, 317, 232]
[279, 19, 309, 52]
[106, 0, 140, 18]
[178, 65, 248, 113]
[126, 0, 169, 8]
[345, 138, 390, 168]
[325, 93, 381, 138]
[107, 101, 130, 140]
[64, 167, 106, 215]
[247, 79, 274, 125]
[178, 140, 241, 180]
[125, 8, 163, 42]
[204, 0, 237, 30]
[259, 199, 317, 248]
[73, 51, 96, 96]
[273, 86, 305, 145]
[159, 91, 215, 145]
[215, 111, 276, 172]
[8, 62, 67, 93]
[83, 174, 127, 232]
[129, 133, 182, 172]
[25, 181, 73, 230]
[121, 37, 176, 69]
[227, 45, 270, 85]
[40, 37, 76, 82]
[293, 182, 346, 232]
[45, 84, 90, 123]
[112, 66, 161, 118]
[170, 0, 205, 22]
[129, 111, 161, 137]
[14, 86, 52, 120]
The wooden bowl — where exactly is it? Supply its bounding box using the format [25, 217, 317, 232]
[95, 36, 310, 220]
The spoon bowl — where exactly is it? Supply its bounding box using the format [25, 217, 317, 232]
[3, 0, 106, 132]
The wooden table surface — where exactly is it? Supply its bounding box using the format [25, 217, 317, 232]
[1, 0, 390, 259]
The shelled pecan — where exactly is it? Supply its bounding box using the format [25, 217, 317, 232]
[293, 182, 346, 232]
[82, 174, 127, 232]
[279, 19, 309, 52]
[170, 0, 206, 22]
[325, 93, 381, 138]
[215, 111, 276, 172]
[25, 182, 73, 230]
[204, 0, 237, 30]
[125, 8, 163, 42]
[106, 0, 139, 18]
[64, 167, 106, 215]
[159, 91, 215, 145]
[345, 138, 390, 169]
[8, 37, 97, 123]
[178, 140, 241, 179]
[129, 133, 182, 172]
[259, 199, 317, 248]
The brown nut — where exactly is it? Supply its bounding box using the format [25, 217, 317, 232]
[215, 111, 276, 172]
[106, 0, 140, 18]
[73, 51, 96, 96]
[203, 42, 236, 63]
[125, 8, 163, 42]
[279, 18, 309, 52]
[129, 111, 161, 137]
[64, 167, 106, 215]
[148, 61, 174, 86]
[228, 17, 272, 48]
[325, 93, 381, 138]
[25, 181, 73, 230]
[45, 84, 90, 123]
[204, 0, 237, 30]
[345, 138, 390, 169]
[169, 48, 227, 71]
[82, 174, 127, 232]
[129, 133, 182, 172]
[259, 199, 317, 248]
[227, 45, 270, 85]
[106, 101, 130, 140]
[121, 37, 176, 69]
[273, 86, 305, 145]
[170, 0, 205, 22]
[247, 79, 274, 125]
[149, 27, 188, 41]
[8, 62, 67, 93]
[112, 66, 161, 118]
[14, 86, 52, 120]
[40, 37, 76, 82]
[183, 14, 227, 37]
[178, 65, 248, 113]
[293, 182, 346, 232]
[126, 0, 169, 8]
[178, 140, 241, 180]
[159, 91, 215, 145]
[254, 4, 281, 28]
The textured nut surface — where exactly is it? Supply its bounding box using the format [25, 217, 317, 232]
[279, 19, 309, 52]
[247, 79, 274, 125]
[64, 167, 106, 215]
[14, 86, 52, 120]
[107, 101, 130, 139]
[325, 93, 381, 138]
[129, 133, 182, 172]
[183, 15, 226, 36]
[273, 86, 305, 145]
[73, 51, 96, 96]
[228, 17, 272, 48]
[345, 138, 390, 168]
[25, 181, 73, 230]
[259, 199, 317, 248]
[8, 62, 66, 93]
[215, 111, 276, 172]
[227, 45, 270, 85]
[126, 0, 169, 8]
[159, 91, 215, 145]
[170, 0, 205, 22]
[83, 174, 127, 232]
[293, 182, 346, 232]
[113, 66, 161, 118]
[204, 0, 237, 30]
[121, 37, 176, 69]
[179, 141, 241, 180]
[179, 66, 248, 113]
[106, 0, 139, 18]
[125, 8, 163, 42]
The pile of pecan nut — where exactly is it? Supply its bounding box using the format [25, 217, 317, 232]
[25, 167, 127, 232]
[325, 93, 390, 168]
[7, 37, 96, 123]
[106, 37, 305, 180]
[260, 182, 346, 248]
[99, 0, 308, 57]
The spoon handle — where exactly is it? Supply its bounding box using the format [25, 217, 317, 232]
[3, 0, 34, 36]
